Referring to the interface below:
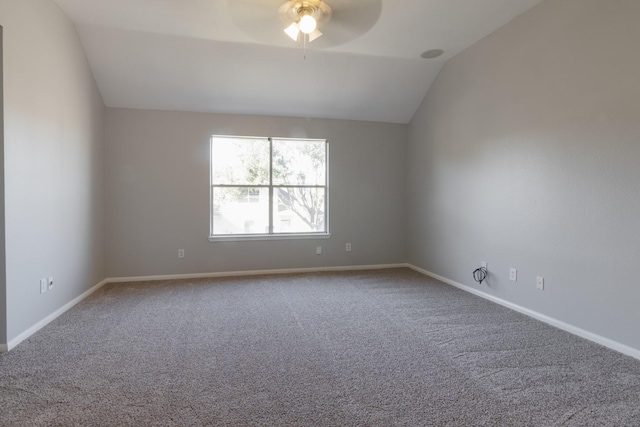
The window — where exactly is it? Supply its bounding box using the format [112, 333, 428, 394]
[210, 136, 328, 240]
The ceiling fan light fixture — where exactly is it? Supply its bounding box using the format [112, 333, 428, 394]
[299, 14, 317, 34]
[279, 0, 332, 45]
[307, 28, 322, 42]
[284, 22, 301, 41]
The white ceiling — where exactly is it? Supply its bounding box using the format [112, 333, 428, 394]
[53, 0, 543, 124]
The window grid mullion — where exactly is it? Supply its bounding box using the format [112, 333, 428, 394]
[269, 138, 274, 234]
[213, 185, 325, 189]
[271, 185, 326, 189]
[212, 185, 271, 188]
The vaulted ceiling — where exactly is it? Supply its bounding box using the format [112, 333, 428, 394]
[54, 0, 543, 123]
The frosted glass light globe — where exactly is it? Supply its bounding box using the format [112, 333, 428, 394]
[299, 15, 317, 34]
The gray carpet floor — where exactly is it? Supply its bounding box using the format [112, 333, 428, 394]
[1, 268, 639, 426]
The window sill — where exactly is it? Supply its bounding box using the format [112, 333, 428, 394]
[208, 233, 331, 242]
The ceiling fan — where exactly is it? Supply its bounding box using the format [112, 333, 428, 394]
[228, 0, 382, 50]
[278, 1, 333, 44]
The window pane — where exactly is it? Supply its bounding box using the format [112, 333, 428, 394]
[272, 139, 326, 185]
[211, 137, 270, 185]
[273, 187, 326, 233]
[212, 187, 269, 235]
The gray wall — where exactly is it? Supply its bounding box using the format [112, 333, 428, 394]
[407, 0, 640, 351]
[0, 1, 105, 343]
[105, 109, 407, 277]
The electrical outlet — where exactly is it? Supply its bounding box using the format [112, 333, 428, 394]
[178, 249, 185, 259]
[536, 276, 544, 290]
[481, 261, 487, 269]
[509, 268, 517, 282]
[48, 277, 54, 291]
[316, 246, 322, 255]
[40, 278, 47, 294]
[346, 243, 352, 252]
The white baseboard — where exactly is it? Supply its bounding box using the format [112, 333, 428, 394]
[0, 343, 7, 353]
[407, 264, 640, 361]
[5, 279, 110, 352]
[106, 263, 408, 283]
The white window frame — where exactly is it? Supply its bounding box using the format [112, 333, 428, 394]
[208, 135, 330, 242]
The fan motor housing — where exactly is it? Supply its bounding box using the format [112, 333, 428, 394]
[279, 0, 332, 26]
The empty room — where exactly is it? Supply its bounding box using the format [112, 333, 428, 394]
[1, 0, 639, 425]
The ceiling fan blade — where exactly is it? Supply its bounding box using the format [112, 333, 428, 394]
[229, 0, 287, 43]
[228, 0, 382, 49]
[318, 0, 382, 45]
